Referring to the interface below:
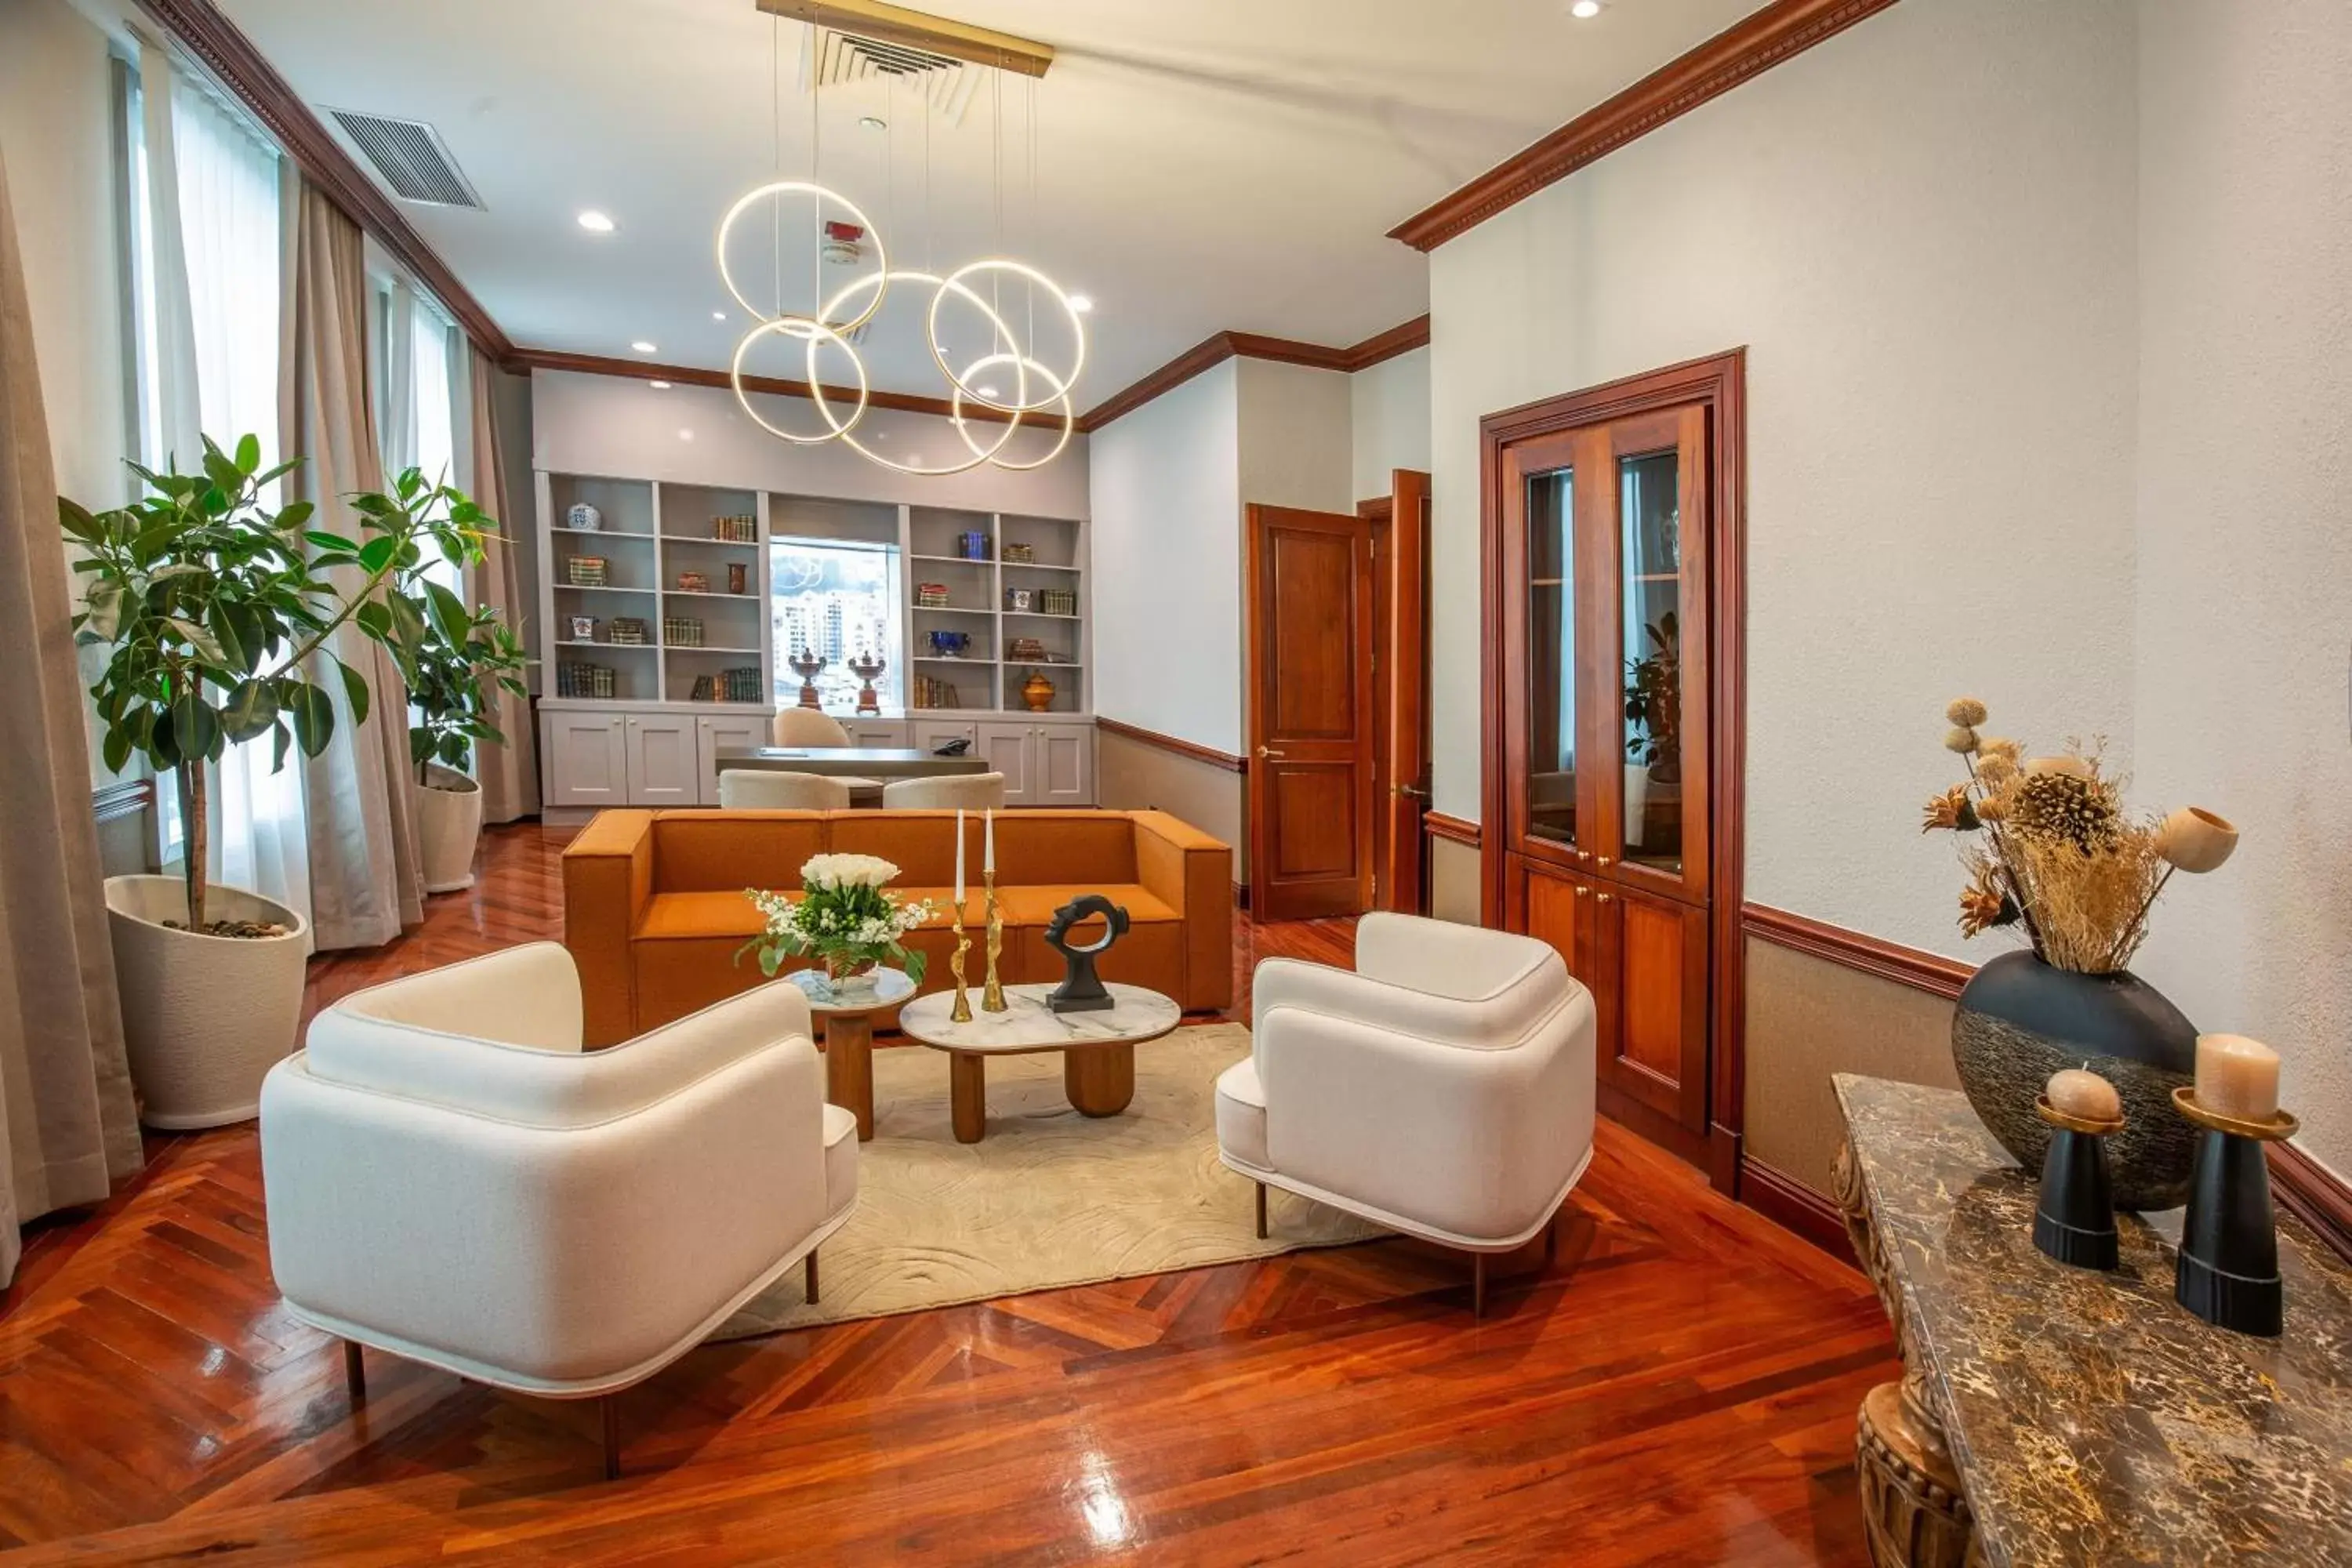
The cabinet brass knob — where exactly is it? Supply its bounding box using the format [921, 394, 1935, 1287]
[1596, 855, 1614, 868]
[1596, 892, 1614, 905]
[1573, 886, 1588, 898]
[1574, 849, 1591, 862]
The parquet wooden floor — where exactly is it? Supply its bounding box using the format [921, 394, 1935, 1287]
[0, 824, 1893, 1565]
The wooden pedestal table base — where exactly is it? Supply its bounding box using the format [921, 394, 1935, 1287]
[783, 967, 918, 1142]
[900, 982, 1181, 1145]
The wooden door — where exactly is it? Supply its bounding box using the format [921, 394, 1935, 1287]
[1498, 430, 1606, 875]
[1247, 505, 1376, 922]
[1381, 470, 1432, 913]
[1600, 882, 1709, 1127]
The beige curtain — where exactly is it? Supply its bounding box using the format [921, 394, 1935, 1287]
[463, 347, 538, 822]
[0, 140, 143, 1288]
[281, 178, 422, 947]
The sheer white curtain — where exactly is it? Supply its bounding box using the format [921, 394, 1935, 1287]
[132, 41, 310, 936]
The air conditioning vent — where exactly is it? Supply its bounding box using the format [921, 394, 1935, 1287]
[806, 27, 979, 125]
[326, 110, 485, 209]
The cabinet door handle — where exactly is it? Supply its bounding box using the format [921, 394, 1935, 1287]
[1257, 746, 1287, 760]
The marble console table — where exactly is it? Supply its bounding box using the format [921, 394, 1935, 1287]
[1833, 1074, 2352, 1568]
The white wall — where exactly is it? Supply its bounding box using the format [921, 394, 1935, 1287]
[1427, 0, 2142, 957]
[1, 0, 129, 510]
[1235, 358, 1355, 517]
[1351, 345, 1431, 502]
[1090, 360, 1243, 752]
[2132, 0, 2352, 1172]
[531, 370, 1090, 520]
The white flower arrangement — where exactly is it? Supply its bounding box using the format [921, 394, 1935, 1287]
[739, 854, 936, 984]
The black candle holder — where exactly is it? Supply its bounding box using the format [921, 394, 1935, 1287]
[2171, 1086, 2296, 1338]
[2032, 1095, 2122, 1270]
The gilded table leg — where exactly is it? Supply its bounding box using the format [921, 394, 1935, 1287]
[1065, 1044, 1135, 1117]
[1835, 1138, 1978, 1568]
[824, 1013, 875, 1141]
[949, 1052, 987, 1143]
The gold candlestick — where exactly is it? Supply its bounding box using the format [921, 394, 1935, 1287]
[948, 910, 975, 1023]
[982, 870, 1007, 1012]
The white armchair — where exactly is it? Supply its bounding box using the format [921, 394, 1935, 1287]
[1215, 913, 1595, 1315]
[259, 942, 855, 1476]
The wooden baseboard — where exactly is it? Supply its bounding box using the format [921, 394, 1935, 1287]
[1740, 1157, 1857, 1267]
[2270, 1141, 2352, 1262]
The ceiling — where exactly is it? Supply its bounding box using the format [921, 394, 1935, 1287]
[216, 0, 1767, 403]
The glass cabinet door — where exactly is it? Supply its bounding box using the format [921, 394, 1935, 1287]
[1617, 447, 1682, 875]
[1524, 466, 1577, 849]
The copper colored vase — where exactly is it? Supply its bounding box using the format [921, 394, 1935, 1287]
[1022, 672, 1055, 712]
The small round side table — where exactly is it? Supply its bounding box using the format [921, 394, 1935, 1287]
[782, 967, 916, 1142]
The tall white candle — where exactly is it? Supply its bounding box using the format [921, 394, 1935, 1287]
[984, 808, 996, 875]
[2196, 1033, 2281, 1121]
[954, 808, 965, 907]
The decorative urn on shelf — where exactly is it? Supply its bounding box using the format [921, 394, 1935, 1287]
[1921, 699, 2238, 1211]
[848, 652, 886, 717]
[788, 648, 826, 710]
[1022, 671, 1056, 713]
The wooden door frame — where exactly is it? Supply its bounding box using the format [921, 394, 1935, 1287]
[1359, 467, 1434, 914]
[1479, 349, 1748, 1193]
[1246, 503, 1378, 922]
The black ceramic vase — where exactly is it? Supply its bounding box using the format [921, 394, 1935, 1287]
[1951, 950, 2198, 1211]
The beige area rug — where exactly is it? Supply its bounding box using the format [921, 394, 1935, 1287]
[713, 1023, 1385, 1338]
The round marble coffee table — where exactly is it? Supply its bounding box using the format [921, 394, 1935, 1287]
[895, 982, 1181, 1144]
[783, 966, 916, 1142]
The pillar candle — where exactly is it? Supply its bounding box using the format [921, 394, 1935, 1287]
[953, 808, 965, 907]
[2047, 1066, 2121, 1123]
[2195, 1033, 2281, 1121]
[984, 808, 996, 874]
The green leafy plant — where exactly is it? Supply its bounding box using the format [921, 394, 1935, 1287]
[1622, 609, 1682, 782]
[65, 438, 497, 935]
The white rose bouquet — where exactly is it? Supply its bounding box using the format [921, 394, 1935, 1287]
[739, 853, 937, 986]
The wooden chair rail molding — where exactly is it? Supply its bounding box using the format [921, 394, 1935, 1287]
[1423, 811, 1481, 849]
[1736, 902, 2352, 1265]
[1093, 717, 1247, 774]
[1387, 0, 1902, 252]
[1076, 317, 1431, 434]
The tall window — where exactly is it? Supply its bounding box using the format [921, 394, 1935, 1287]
[769, 539, 902, 713]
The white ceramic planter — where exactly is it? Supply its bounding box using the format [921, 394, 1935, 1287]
[417, 764, 484, 894]
[104, 873, 309, 1129]
[1623, 763, 1650, 849]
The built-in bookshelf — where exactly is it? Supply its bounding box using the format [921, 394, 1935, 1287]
[535, 471, 1089, 718]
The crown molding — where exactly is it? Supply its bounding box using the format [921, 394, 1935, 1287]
[512, 350, 1027, 426]
[135, 0, 517, 362]
[1075, 314, 1430, 434]
[1388, 0, 1902, 253]
[754, 0, 1054, 78]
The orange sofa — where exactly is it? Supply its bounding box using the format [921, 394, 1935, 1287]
[562, 809, 1234, 1046]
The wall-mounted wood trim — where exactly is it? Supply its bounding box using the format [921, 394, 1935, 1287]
[1741, 903, 1973, 1002]
[512, 350, 1016, 426]
[1424, 811, 1481, 849]
[1739, 1156, 1857, 1268]
[137, 0, 516, 362]
[1388, 0, 1901, 253]
[1095, 716, 1247, 775]
[91, 779, 155, 824]
[1075, 315, 1432, 434]
[2271, 1142, 2352, 1265]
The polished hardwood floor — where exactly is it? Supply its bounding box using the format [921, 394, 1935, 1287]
[0, 824, 1893, 1565]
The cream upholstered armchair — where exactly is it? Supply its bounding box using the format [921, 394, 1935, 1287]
[258, 942, 855, 1476]
[720, 768, 851, 808]
[771, 707, 850, 746]
[1215, 913, 1595, 1315]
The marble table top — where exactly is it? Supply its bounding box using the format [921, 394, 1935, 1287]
[896, 982, 1181, 1055]
[1835, 1073, 2352, 1567]
[782, 966, 916, 1014]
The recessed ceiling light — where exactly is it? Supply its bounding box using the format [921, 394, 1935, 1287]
[1069, 293, 1094, 313]
[712, 310, 727, 321]
[1570, 0, 1603, 17]
[977, 384, 1000, 399]
[631, 340, 658, 354]
[649, 379, 673, 390]
[859, 115, 887, 132]
[577, 209, 615, 232]
[678, 428, 695, 441]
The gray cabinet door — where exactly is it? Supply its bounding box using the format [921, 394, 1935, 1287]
[977, 722, 1034, 804]
[542, 712, 627, 807]
[1033, 723, 1094, 806]
[625, 713, 700, 806]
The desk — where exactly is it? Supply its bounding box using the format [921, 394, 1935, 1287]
[1833, 1074, 2352, 1567]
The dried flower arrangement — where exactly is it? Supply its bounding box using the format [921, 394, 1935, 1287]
[1922, 697, 2238, 972]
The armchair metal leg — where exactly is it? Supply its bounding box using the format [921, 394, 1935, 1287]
[1472, 1253, 1488, 1319]
[1254, 1181, 1269, 1240]
[342, 1340, 366, 1404]
[601, 1394, 622, 1481]
[804, 1249, 820, 1304]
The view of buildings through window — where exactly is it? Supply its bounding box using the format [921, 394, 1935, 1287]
[769, 538, 903, 713]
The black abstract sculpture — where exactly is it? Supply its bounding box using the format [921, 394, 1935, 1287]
[1044, 895, 1128, 1013]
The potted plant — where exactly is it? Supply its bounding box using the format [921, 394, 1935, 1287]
[380, 470, 527, 894]
[67, 437, 492, 1127]
[1922, 697, 2238, 1209]
[740, 855, 935, 995]
[1621, 611, 1681, 848]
